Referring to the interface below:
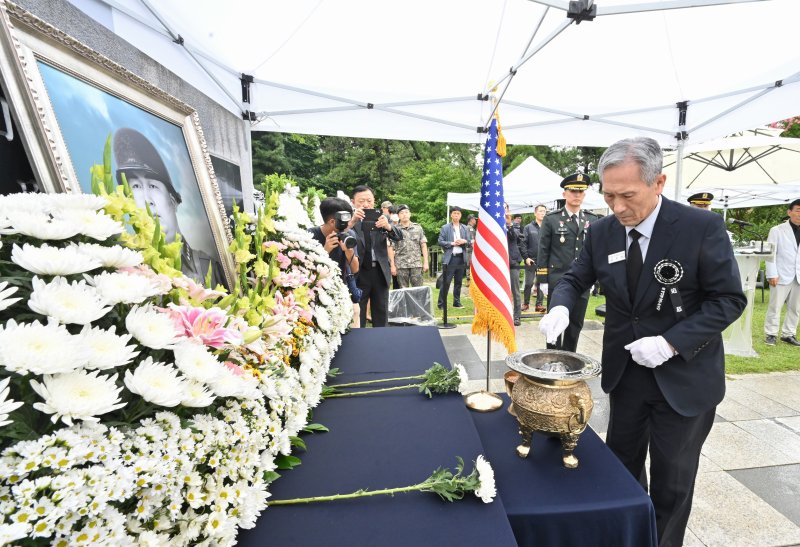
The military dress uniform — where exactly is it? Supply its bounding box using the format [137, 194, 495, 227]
[391, 222, 428, 288]
[537, 174, 600, 351]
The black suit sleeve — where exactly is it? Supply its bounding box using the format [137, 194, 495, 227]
[662, 214, 746, 360]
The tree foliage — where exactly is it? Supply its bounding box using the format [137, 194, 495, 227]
[391, 159, 481, 245]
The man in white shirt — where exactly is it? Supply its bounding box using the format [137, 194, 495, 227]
[764, 199, 800, 346]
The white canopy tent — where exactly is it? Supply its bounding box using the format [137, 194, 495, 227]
[447, 156, 607, 213]
[69, 0, 800, 199]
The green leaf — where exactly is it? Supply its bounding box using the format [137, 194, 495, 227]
[290, 436, 307, 451]
[263, 471, 281, 484]
[275, 454, 302, 470]
[302, 423, 329, 433]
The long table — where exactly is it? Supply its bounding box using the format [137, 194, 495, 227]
[238, 327, 657, 546]
[238, 327, 518, 546]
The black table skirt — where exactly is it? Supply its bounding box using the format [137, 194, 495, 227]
[237, 327, 518, 546]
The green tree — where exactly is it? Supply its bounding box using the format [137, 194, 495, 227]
[391, 159, 481, 245]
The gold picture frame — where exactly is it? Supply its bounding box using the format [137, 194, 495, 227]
[0, 0, 235, 288]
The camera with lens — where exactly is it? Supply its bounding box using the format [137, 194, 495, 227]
[334, 211, 356, 248]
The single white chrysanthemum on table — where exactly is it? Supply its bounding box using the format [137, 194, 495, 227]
[87, 271, 163, 305]
[0, 319, 87, 375]
[474, 455, 496, 503]
[27, 276, 111, 325]
[124, 357, 188, 407]
[172, 341, 224, 383]
[75, 243, 144, 269]
[55, 208, 123, 241]
[125, 305, 182, 349]
[80, 325, 140, 370]
[453, 363, 469, 394]
[0, 211, 81, 240]
[0, 281, 21, 312]
[30, 370, 125, 426]
[11, 243, 103, 276]
[0, 377, 24, 427]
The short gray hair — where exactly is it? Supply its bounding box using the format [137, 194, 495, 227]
[598, 137, 663, 186]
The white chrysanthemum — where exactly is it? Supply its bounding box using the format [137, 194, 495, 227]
[124, 357, 187, 407]
[55, 208, 123, 240]
[75, 243, 144, 268]
[87, 271, 162, 305]
[0, 211, 81, 240]
[125, 305, 182, 349]
[0, 281, 21, 312]
[181, 380, 216, 408]
[453, 363, 469, 394]
[79, 325, 140, 370]
[172, 341, 224, 383]
[30, 370, 125, 426]
[11, 243, 103, 276]
[0, 377, 24, 427]
[0, 319, 87, 375]
[0, 521, 30, 544]
[46, 193, 108, 211]
[27, 276, 111, 325]
[208, 366, 260, 400]
[474, 455, 496, 503]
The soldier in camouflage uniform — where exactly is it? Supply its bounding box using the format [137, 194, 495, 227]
[389, 204, 429, 288]
[537, 173, 600, 351]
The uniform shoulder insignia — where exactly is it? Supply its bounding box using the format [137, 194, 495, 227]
[545, 210, 561, 217]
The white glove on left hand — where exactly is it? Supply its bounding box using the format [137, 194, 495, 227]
[624, 336, 675, 369]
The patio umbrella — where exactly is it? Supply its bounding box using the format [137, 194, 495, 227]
[662, 128, 800, 201]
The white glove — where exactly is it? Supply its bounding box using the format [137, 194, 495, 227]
[624, 336, 675, 369]
[540, 283, 549, 296]
[539, 305, 569, 344]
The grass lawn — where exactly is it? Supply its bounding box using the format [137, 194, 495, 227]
[425, 278, 799, 375]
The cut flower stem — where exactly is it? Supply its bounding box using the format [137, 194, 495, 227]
[331, 375, 424, 388]
[325, 383, 420, 398]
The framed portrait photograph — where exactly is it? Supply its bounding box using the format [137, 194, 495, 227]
[0, 1, 234, 289]
[209, 154, 245, 223]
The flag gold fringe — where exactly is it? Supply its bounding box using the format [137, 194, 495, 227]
[470, 282, 517, 353]
[495, 114, 507, 158]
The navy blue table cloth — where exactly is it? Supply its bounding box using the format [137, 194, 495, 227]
[237, 327, 517, 546]
[471, 395, 658, 547]
[238, 327, 657, 547]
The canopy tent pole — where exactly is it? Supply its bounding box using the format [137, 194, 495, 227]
[528, 0, 772, 16]
[136, 0, 243, 112]
[673, 101, 689, 201]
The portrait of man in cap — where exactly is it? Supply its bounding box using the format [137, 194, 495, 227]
[114, 128, 226, 288]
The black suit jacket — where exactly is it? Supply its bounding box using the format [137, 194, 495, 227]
[353, 218, 403, 286]
[550, 197, 746, 416]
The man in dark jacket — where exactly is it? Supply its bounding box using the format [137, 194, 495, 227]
[540, 137, 745, 547]
[505, 204, 530, 326]
[522, 204, 547, 312]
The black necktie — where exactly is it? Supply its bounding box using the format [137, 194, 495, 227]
[362, 224, 373, 269]
[627, 229, 643, 303]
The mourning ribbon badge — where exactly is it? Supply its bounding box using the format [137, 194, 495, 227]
[654, 259, 686, 319]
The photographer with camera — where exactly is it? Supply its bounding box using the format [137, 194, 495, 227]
[310, 197, 361, 327]
[349, 185, 403, 327]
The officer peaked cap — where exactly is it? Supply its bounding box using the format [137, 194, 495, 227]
[113, 127, 181, 204]
[687, 192, 713, 205]
[561, 173, 589, 191]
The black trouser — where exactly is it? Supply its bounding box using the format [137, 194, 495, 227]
[546, 281, 589, 352]
[523, 265, 544, 307]
[438, 255, 465, 308]
[607, 363, 715, 547]
[357, 265, 389, 327]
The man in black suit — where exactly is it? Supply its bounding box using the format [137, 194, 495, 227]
[540, 137, 746, 547]
[349, 185, 403, 327]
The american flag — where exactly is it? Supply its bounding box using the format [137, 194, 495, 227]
[469, 118, 516, 352]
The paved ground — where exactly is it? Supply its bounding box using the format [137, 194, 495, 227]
[437, 314, 800, 547]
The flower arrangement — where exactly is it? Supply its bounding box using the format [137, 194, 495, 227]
[0, 172, 352, 544]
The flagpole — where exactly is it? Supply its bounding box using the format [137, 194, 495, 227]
[486, 329, 491, 393]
